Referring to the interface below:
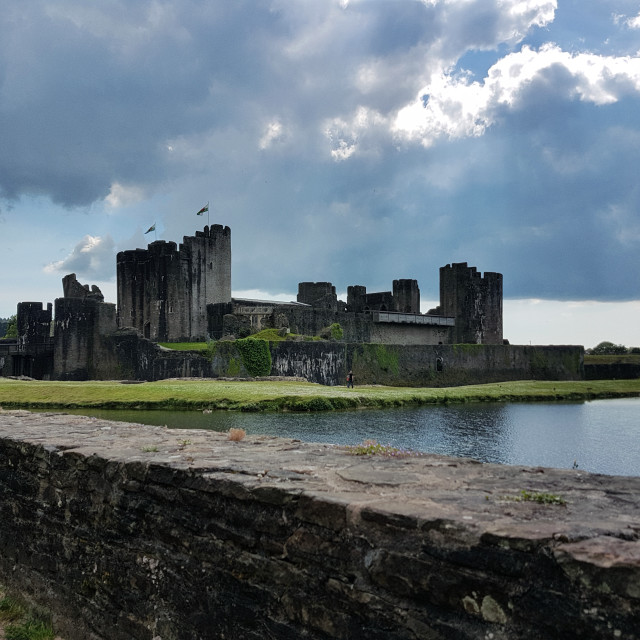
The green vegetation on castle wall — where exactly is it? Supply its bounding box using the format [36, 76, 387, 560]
[374, 344, 399, 375]
[235, 338, 272, 377]
[352, 343, 400, 382]
[453, 343, 485, 355]
[226, 357, 241, 377]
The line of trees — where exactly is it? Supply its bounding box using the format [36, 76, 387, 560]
[0, 315, 17, 338]
[587, 341, 640, 355]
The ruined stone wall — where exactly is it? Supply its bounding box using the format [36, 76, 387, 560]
[0, 411, 637, 640]
[440, 262, 503, 344]
[297, 282, 338, 311]
[53, 298, 118, 380]
[0, 340, 16, 376]
[17, 301, 52, 345]
[392, 279, 420, 313]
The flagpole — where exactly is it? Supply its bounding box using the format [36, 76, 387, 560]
[207, 201, 210, 227]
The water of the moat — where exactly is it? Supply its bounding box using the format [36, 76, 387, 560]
[56, 397, 640, 477]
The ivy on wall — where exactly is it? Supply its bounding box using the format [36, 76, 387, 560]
[374, 344, 399, 376]
[236, 338, 272, 377]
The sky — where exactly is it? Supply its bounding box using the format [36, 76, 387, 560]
[1, 0, 639, 348]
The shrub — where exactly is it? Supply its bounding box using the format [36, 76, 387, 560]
[329, 323, 343, 340]
[235, 338, 272, 377]
[3, 315, 17, 339]
[590, 341, 628, 355]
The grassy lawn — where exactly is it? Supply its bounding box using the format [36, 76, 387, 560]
[1, 378, 639, 412]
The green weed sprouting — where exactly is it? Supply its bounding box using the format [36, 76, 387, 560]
[344, 439, 424, 458]
[0, 595, 26, 622]
[141, 445, 159, 452]
[504, 489, 566, 505]
[1, 592, 55, 640]
[5, 618, 55, 640]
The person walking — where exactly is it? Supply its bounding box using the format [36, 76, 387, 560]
[346, 370, 354, 388]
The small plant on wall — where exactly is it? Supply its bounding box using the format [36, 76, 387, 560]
[330, 323, 343, 340]
[236, 338, 272, 377]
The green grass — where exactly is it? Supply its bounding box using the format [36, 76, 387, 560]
[0, 590, 55, 640]
[0, 378, 639, 412]
[158, 342, 208, 351]
[502, 489, 567, 505]
[0, 595, 26, 622]
[5, 619, 55, 640]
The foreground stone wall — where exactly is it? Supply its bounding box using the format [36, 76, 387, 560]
[0, 410, 638, 640]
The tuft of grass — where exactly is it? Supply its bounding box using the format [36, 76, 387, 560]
[0, 596, 26, 622]
[503, 489, 566, 505]
[141, 445, 158, 452]
[344, 439, 424, 458]
[0, 590, 55, 640]
[158, 342, 208, 351]
[6, 618, 55, 640]
[228, 428, 246, 441]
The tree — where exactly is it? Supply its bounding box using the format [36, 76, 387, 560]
[2, 315, 17, 338]
[590, 341, 627, 355]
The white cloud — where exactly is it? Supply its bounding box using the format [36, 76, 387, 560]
[325, 106, 387, 160]
[393, 44, 640, 146]
[625, 12, 640, 29]
[44, 235, 116, 280]
[105, 183, 146, 208]
[259, 120, 285, 150]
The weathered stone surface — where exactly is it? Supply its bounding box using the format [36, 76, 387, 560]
[0, 409, 638, 640]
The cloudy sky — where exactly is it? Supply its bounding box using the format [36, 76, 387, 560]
[1, 0, 639, 347]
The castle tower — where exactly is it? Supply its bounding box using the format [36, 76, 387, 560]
[117, 225, 231, 342]
[347, 285, 367, 313]
[439, 263, 503, 344]
[297, 282, 338, 311]
[392, 279, 420, 314]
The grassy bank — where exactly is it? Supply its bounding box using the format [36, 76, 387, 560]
[1, 378, 639, 412]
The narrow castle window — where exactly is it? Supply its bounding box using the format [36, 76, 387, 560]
[436, 357, 444, 373]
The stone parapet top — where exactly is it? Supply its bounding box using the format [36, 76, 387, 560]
[1, 408, 639, 639]
[1, 408, 638, 565]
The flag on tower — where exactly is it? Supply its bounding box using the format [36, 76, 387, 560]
[144, 224, 156, 234]
[196, 204, 209, 216]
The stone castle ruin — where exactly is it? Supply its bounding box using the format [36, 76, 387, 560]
[117, 225, 231, 342]
[1, 225, 582, 384]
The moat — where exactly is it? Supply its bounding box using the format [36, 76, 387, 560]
[52, 397, 639, 477]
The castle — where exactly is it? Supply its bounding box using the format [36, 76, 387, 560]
[115, 224, 503, 347]
[0, 225, 583, 385]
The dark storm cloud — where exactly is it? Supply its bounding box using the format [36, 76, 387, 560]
[2, 0, 639, 302]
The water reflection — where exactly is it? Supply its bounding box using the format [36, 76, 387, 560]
[56, 398, 640, 477]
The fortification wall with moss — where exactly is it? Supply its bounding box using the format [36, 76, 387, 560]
[48, 330, 584, 386]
